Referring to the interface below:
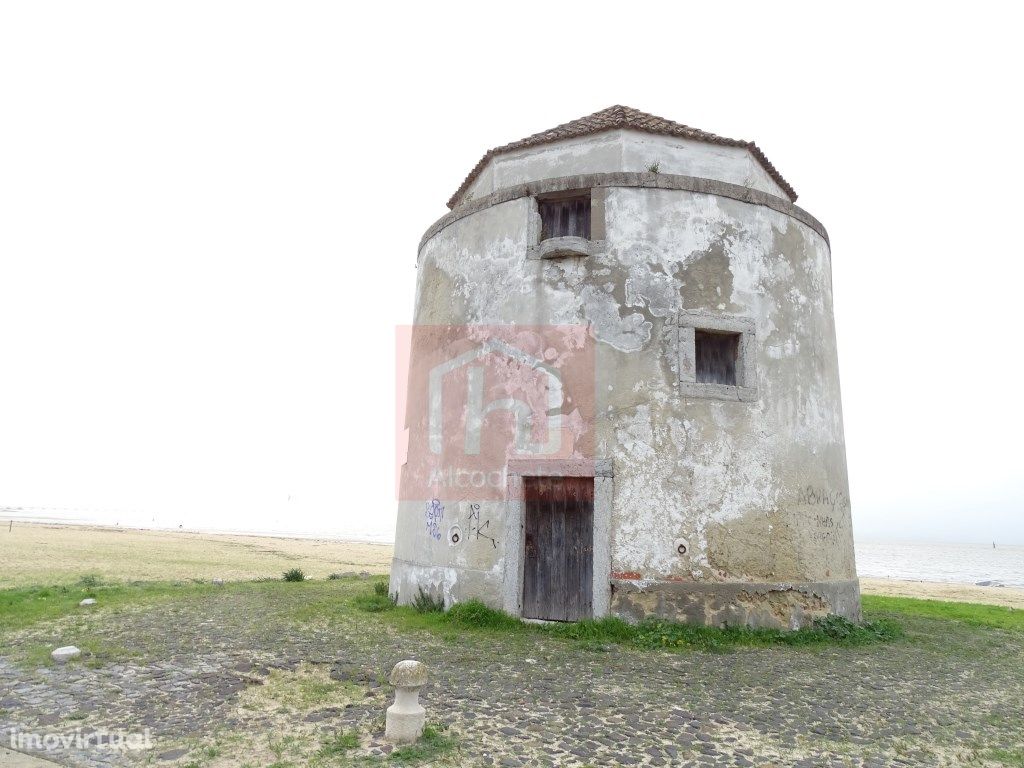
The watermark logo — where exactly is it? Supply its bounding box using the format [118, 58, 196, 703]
[9, 728, 153, 752]
[397, 325, 594, 501]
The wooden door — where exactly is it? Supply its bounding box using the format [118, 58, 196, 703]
[522, 476, 594, 621]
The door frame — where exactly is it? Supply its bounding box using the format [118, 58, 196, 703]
[502, 458, 613, 619]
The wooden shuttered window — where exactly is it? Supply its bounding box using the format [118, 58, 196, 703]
[539, 194, 591, 241]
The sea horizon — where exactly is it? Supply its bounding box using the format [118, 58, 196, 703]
[5, 507, 1022, 587]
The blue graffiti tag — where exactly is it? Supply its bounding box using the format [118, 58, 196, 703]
[425, 499, 444, 541]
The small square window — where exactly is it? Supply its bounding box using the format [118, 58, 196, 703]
[677, 312, 757, 402]
[695, 331, 739, 385]
[539, 194, 591, 241]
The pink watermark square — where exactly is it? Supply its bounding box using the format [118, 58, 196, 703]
[396, 325, 595, 501]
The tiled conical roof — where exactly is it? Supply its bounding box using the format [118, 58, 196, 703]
[447, 105, 797, 208]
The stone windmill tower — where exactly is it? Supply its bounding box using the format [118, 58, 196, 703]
[392, 106, 859, 629]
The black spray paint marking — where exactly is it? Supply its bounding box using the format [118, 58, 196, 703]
[467, 503, 497, 548]
[797, 486, 848, 512]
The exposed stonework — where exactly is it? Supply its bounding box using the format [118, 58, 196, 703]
[392, 108, 859, 629]
[610, 579, 861, 630]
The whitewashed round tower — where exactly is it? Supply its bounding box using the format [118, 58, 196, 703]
[391, 106, 859, 628]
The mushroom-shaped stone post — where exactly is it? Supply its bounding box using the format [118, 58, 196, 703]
[385, 660, 427, 744]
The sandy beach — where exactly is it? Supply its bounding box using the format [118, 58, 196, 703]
[2, 521, 1021, 608]
[859, 576, 1024, 609]
[0, 521, 391, 589]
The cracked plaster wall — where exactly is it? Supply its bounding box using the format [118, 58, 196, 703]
[393, 134, 858, 626]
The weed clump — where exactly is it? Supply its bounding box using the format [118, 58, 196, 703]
[282, 568, 306, 583]
[813, 614, 901, 643]
[353, 580, 396, 613]
[623, 614, 902, 652]
[412, 587, 445, 613]
[444, 600, 521, 630]
[316, 729, 359, 758]
[389, 725, 457, 763]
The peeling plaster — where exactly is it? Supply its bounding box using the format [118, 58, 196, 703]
[394, 130, 858, 628]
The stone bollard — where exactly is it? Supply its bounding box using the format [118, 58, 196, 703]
[385, 660, 427, 744]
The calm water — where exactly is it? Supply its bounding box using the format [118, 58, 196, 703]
[856, 540, 1024, 587]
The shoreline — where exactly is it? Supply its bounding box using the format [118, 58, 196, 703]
[859, 577, 1024, 609]
[0, 515, 394, 545]
[3, 520, 1021, 608]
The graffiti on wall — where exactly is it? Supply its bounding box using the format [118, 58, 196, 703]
[797, 486, 849, 512]
[425, 499, 444, 541]
[796, 487, 849, 545]
[467, 503, 497, 548]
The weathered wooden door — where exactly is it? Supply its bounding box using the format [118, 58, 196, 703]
[522, 476, 594, 621]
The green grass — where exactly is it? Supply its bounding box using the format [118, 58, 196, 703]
[4, 576, 1017, 671]
[316, 730, 360, 757]
[862, 594, 1023, 631]
[410, 587, 444, 613]
[0, 578, 219, 634]
[385, 725, 457, 765]
[985, 747, 1024, 767]
[352, 591, 396, 613]
[353, 584, 901, 652]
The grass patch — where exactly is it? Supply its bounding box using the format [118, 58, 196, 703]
[352, 580, 396, 614]
[985, 747, 1024, 767]
[623, 615, 899, 651]
[19, 635, 150, 668]
[240, 663, 357, 714]
[411, 587, 444, 613]
[863, 594, 1024, 631]
[0, 580, 219, 634]
[386, 725, 457, 765]
[316, 729, 360, 758]
[282, 568, 306, 582]
[444, 600, 522, 631]
[546, 612, 900, 652]
[352, 589, 900, 652]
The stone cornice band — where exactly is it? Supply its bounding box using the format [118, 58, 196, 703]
[419, 172, 829, 255]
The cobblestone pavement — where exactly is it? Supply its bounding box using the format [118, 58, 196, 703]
[1, 580, 1022, 767]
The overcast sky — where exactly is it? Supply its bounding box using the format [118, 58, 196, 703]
[1, 3, 1021, 544]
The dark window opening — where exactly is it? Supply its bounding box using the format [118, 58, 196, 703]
[539, 194, 591, 241]
[695, 330, 740, 385]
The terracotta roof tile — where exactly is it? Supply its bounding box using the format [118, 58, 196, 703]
[447, 105, 797, 208]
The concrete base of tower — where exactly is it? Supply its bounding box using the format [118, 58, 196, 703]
[609, 578, 862, 630]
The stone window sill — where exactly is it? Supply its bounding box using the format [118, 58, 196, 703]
[527, 236, 605, 260]
[678, 382, 759, 402]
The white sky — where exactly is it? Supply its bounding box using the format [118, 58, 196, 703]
[1, 3, 1021, 544]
